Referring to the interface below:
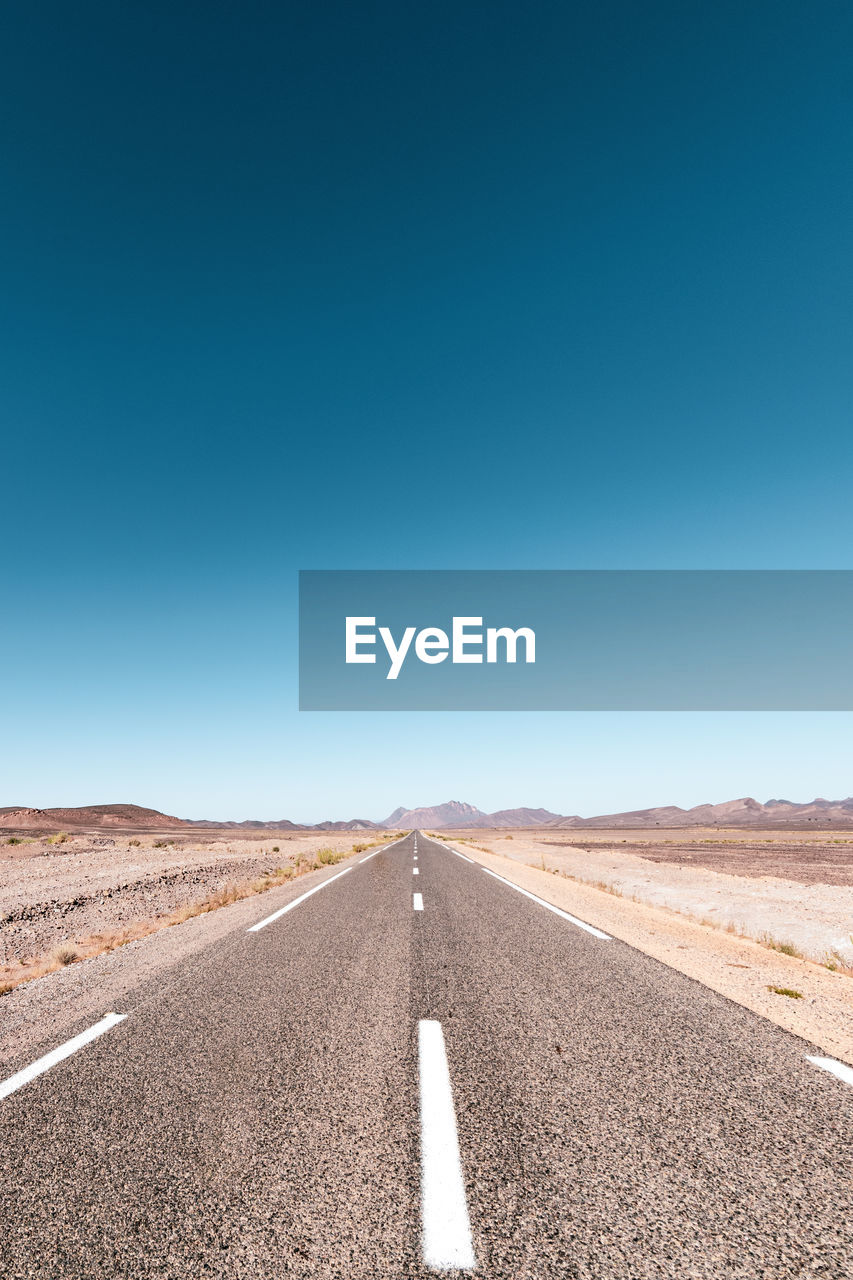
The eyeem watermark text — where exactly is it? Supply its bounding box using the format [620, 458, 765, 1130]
[345, 616, 536, 680]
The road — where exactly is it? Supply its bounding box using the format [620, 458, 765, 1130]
[0, 831, 850, 1278]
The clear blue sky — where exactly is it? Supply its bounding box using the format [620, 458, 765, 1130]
[2, 2, 851, 821]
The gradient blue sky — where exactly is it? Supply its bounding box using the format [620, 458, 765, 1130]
[2, 2, 852, 821]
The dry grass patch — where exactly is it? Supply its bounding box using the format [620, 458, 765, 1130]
[759, 935, 803, 958]
[317, 846, 345, 866]
[822, 946, 853, 977]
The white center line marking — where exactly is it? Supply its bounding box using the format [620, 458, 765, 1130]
[413, 867, 420, 875]
[807, 1055, 853, 1087]
[248, 866, 353, 932]
[0, 1012, 127, 1103]
[413, 892, 424, 911]
[481, 867, 611, 939]
[418, 1019, 476, 1271]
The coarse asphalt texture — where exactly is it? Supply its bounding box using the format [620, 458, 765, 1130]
[0, 832, 850, 1279]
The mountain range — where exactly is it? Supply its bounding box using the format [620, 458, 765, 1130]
[374, 796, 853, 828]
[3, 796, 853, 831]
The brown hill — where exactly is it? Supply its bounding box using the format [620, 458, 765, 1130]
[0, 804, 187, 831]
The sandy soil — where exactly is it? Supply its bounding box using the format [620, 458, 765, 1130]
[0, 830, 383, 969]
[440, 835, 853, 1065]
[543, 828, 853, 885]
[442, 827, 853, 966]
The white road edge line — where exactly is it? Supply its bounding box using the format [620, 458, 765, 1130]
[413, 892, 424, 911]
[418, 1019, 476, 1271]
[481, 867, 611, 940]
[0, 1012, 127, 1103]
[806, 1055, 853, 1087]
[437, 842, 474, 863]
[248, 866, 353, 932]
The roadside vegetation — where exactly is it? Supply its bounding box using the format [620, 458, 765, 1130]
[454, 836, 492, 853]
[759, 934, 802, 958]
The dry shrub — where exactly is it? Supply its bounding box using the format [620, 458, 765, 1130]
[317, 846, 344, 866]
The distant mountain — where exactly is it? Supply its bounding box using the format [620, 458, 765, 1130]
[0, 805, 382, 833]
[488, 807, 565, 827]
[184, 817, 378, 831]
[381, 795, 853, 829]
[310, 819, 381, 831]
[380, 800, 489, 828]
[5, 795, 853, 834]
[378, 800, 565, 829]
[184, 817, 303, 830]
[0, 804, 187, 830]
[547, 796, 853, 829]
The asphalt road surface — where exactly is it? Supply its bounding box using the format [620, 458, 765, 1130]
[0, 832, 850, 1279]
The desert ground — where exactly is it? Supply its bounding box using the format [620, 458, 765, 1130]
[0, 827, 394, 990]
[441, 825, 853, 964]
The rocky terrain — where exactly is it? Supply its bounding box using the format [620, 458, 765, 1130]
[0, 829, 386, 979]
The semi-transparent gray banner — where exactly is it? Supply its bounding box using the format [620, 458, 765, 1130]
[298, 570, 853, 710]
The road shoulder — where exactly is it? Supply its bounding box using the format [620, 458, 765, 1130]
[443, 839, 853, 1065]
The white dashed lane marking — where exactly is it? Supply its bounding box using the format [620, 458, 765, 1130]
[807, 1056, 853, 1087]
[0, 1013, 128, 1103]
[418, 1019, 476, 1271]
[248, 867, 353, 932]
